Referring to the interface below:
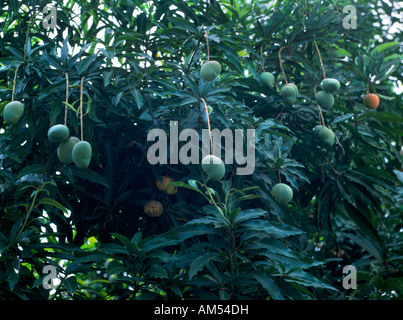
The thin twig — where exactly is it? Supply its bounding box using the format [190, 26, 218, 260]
[184, 40, 200, 75]
[334, 134, 346, 161]
[319, 150, 338, 175]
[40, 148, 57, 184]
[275, 107, 286, 122]
[16, 186, 42, 242]
[278, 47, 288, 84]
[260, 44, 265, 72]
[64, 72, 69, 125]
[314, 39, 326, 79]
[204, 31, 210, 61]
[23, 14, 35, 64]
[278, 168, 282, 183]
[13, 13, 35, 101]
[79, 77, 85, 141]
[11, 64, 21, 102]
[200, 97, 213, 152]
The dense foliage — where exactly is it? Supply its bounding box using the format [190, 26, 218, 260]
[0, 0, 402, 300]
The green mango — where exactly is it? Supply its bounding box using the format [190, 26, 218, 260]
[313, 125, 324, 137]
[48, 124, 70, 143]
[315, 91, 334, 108]
[272, 183, 293, 204]
[200, 60, 221, 81]
[57, 136, 80, 164]
[3, 101, 24, 124]
[72, 140, 92, 169]
[287, 83, 299, 95]
[280, 84, 298, 105]
[201, 155, 225, 181]
[321, 78, 340, 94]
[259, 72, 275, 88]
[318, 127, 335, 147]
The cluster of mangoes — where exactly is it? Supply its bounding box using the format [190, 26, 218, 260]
[257, 72, 339, 150]
[47, 124, 92, 169]
[256, 72, 296, 204]
[259, 72, 299, 105]
[192, 57, 381, 207]
[315, 78, 340, 109]
[199, 60, 226, 181]
[199, 64, 295, 204]
[1, 100, 92, 169]
[143, 176, 178, 218]
[145, 155, 226, 218]
[310, 78, 341, 147]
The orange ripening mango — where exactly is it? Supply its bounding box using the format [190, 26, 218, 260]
[144, 200, 164, 217]
[156, 176, 178, 195]
[363, 93, 380, 110]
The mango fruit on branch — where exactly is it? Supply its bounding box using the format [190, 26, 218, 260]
[363, 93, 380, 110]
[200, 60, 221, 81]
[3, 101, 24, 124]
[272, 183, 293, 204]
[72, 140, 92, 169]
[48, 124, 70, 143]
[201, 155, 226, 181]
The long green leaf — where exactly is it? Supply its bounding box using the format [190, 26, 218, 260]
[62, 276, 77, 295]
[252, 271, 284, 300]
[343, 233, 383, 262]
[39, 198, 68, 212]
[234, 208, 267, 225]
[6, 257, 20, 291]
[69, 167, 110, 188]
[189, 252, 218, 280]
[162, 222, 222, 243]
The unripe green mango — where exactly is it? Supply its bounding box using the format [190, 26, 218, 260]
[313, 125, 324, 137]
[72, 140, 92, 169]
[280, 84, 298, 105]
[318, 127, 335, 147]
[272, 183, 293, 204]
[201, 155, 225, 181]
[287, 83, 299, 95]
[3, 101, 24, 124]
[48, 124, 70, 143]
[57, 136, 80, 164]
[315, 91, 334, 108]
[280, 84, 297, 97]
[200, 60, 221, 81]
[321, 78, 340, 94]
[259, 72, 275, 88]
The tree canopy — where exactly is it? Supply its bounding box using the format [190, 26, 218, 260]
[0, 0, 402, 300]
